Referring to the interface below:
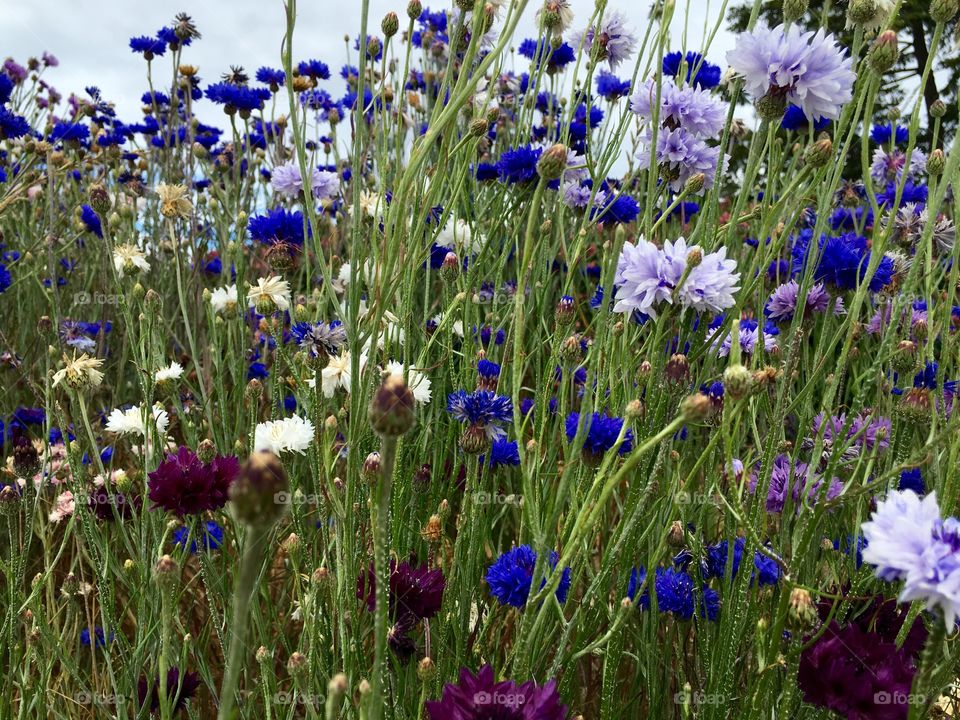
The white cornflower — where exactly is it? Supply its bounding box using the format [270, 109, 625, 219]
[313, 351, 367, 397]
[113, 244, 150, 276]
[254, 415, 315, 455]
[436, 218, 484, 254]
[52, 353, 104, 390]
[154, 361, 184, 383]
[384, 361, 432, 404]
[247, 276, 291, 313]
[349, 190, 385, 220]
[105, 403, 170, 437]
[209, 284, 239, 314]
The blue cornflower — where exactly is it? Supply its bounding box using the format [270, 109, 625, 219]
[791, 229, 894, 292]
[486, 545, 571, 608]
[662, 50, 722, 89]
[704, 538, 781, 586]
[446, 390, 513, 441]
[80, 626, 115, 648]
[477, 359, 501, 380]
[781, 104, 830, 132]
[595, 71, 632, 101]
[49, 122, 89, 144]
[248, 207, 309, 246]
[290, 321, 346, 359]
[483, 438, 520, 469]
[627, 566, 719, 621]
[256, 67, 285, 89]
[870, 123, 909, 146]
[0, 107, 30, 139]
[173, 520, 225, 553]
[496, 145, 542, 184]
[0, 263, 10, 293]
[592, 192, 640, 225]
[0, 73, 12, 104]
[518, 39, 576, 73]
[129, 35, 167, 58]
[247, 362, 269, 380]
[297, 59, 331, 80]
[565, 411, 633, 456]
[205, 83, 270, 115]
[899, 468, 925, 495]
[80, 205, 103, 238]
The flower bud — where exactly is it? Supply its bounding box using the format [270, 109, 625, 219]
[382, 12, 399, 38]
[362, 452, 381, 482]
[932, 0, 959, 23]
[229, 451, 290, 528]
[407, 0, 423, 19]
[368, 375, 416, 436]
[680, 392, 712, 421]
[196, 438, 216, 464]
[927, 148, 945, 176]
[440, 251, 460, 282]
[788, 588, 818, 630]
[536, 143, 568, 181]
[87, 183, 111, 216]
[756, 93, 787, 121]
[686, 247, 702, 268]
[418, 657, 436, 681]
[868, 30, 899, 74]
[287, 651, 309, 677]
[555, 295, 575, 327]
[847, 0, 878, 25]
[930, 99, 947, 118]
[804, 137, 833, 167]
[723, 364, 754, 401]
[153, 554, 179, 590]
[782, 0, 808, 22]
[683, 172, 705, 194]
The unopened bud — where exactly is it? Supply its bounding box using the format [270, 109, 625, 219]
[229, 451, 290, 528]
[804, 137, 833, 167]
[931, 0, 959, 23]
[680, 393, 712, 421]
[927, 149, 945, 176]
[536, 143, 568, 181]
[368, 375, 416, 436]
[782, 0, 808, 22]
[868, 30, 899, 74]
[382, 11, 399, 38]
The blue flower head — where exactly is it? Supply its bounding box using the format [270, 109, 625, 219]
[248, 207, 309, 246]
[565, 411, 633, 456]
[486, 545, 571, 608]
[173, 520, 225, 554]
[446, 390, 513, 440]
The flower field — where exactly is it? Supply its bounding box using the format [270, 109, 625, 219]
[2, 0, 960, 718]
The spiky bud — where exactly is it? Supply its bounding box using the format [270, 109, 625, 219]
[868, 30, 899, 74]
[931, 0, 959, 23]
[368, 375, 416, 436]
[680, 392, 712, 421]
[927, 149, 945, 176]
[382, 12, 399, 38]
[229, 451, 290, 528]
[782, 0, 808, 22]
[537, 143, 569, 181]
[804, 137, 833, 167]
[723, 364, 754, 401]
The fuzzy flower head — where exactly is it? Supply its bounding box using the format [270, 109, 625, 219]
[486, 545, 572, 608]
[271, 161, 341, 200]
[358, 560, 445, 622]
[636, 126, 723, 193]
[254, 415, 315, 455]
[629, 77, 726, 138]
[765, 280, 844, 322]
[291, 321, 347, 361]
[727, 24, 855, 121]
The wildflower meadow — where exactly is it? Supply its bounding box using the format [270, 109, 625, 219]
[3, 0, 960, 717]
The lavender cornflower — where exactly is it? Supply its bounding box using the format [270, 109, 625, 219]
[636, 126, 723, 193]
[861, 489, 960, 628]
[629, 77, 726, 138]
[271, 160, 340, 200]
[679, 244, 741, 314]
[290, 321, 347, 360]
[570, 11, 637, 69]
[869, 147, 927, 184]
[862, 490, 941, 583]
[765, 280, 844, 322]
[727, 24, 855, 121]
[709, 317, 778, 357]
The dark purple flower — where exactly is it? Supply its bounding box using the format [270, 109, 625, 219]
[426, 665, 569, 720]
[137, 667, 201, 715]
[357, 560, 445, 622]
[147, 446, 239, 516]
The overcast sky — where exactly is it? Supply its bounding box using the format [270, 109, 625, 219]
[5, 0, 738, 126]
